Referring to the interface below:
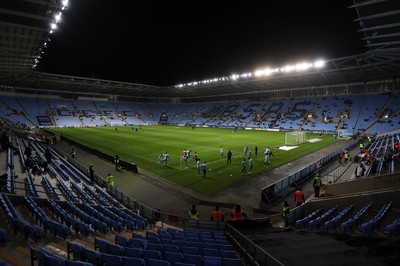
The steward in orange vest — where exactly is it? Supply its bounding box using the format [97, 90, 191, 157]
[231, 205, 247, 221]
[210, 206, 224, 221]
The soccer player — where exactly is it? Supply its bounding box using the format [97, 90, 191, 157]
[241, 159, 247, 175]
[248, 157, 254, 173]
[201, 161, 207, 178]
[227, 150, 232, 165]
[193, 152, 199, 162]
[264, 153, 271, 167]
[196, 160, 201, 176]
[159, 152, 170, 165]
[220, 146, 224, 157]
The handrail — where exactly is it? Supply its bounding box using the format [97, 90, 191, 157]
[225, 222, 285, 266]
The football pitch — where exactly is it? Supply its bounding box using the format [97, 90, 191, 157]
[48, 126, 339, 195]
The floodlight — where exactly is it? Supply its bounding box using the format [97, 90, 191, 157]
[55, 12, 62, 23]
[295, 63, 311, 71]
[314, 60, 325, 68]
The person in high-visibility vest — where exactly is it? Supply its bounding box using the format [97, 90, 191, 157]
[231, 205, 247, 221]
[344, 151, 350, 164]
[313, 173, 322, 197]
[282, 201, 290, 227]
[210, 206, 224, 221]
[188, 205, 199, 220]
[106, 173, 115, 186]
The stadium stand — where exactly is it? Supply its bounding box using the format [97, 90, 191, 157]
[0, 1, 400, 265]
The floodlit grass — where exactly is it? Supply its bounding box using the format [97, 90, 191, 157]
[49, 126, 339, 195]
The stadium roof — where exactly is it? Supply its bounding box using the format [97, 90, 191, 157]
[0, 0, 399, 100]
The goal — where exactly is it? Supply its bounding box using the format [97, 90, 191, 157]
[337, 129, 352, 139]
[285, 131, 307, 145]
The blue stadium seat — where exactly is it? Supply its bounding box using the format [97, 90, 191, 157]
[66, 240, 84, 261]
[183, 254, 202, 266]
[386, 218, 400, 239]
[147, 259, 171, 266]
[142, 249, 162, 262]
[219, 250, 236, 259]
[148, 235, 161, 244]
[116, 235, 131, 248]
[147, 243, 163, 252]
[163, 244, 180, 253]
[109, 243, 124, 256]
[94, 238, 111, 253]
[81, 246, 102, 265]
[121, 256, 145, 266]
[65, 260, 93, 266]
[203, 256, 222, 266]
[123, 247, 143, 258]
[202, 248, 219, 257]
[163, 251, 184, 266]
[100, 253, 122, 265]
[180, 246, 199, 255]
[130, 238, 148, 249]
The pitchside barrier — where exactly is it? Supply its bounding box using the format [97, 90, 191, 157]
[261, 139, 360, 206]
[57, 135, 139, 173]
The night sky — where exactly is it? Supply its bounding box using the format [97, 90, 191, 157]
[37, 0, 365, 87]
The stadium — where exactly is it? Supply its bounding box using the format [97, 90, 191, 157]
[0, 0, 400, 265]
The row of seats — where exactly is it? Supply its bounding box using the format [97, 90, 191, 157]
[155, 228, 227, 242]
[24, 196, 70, 240]
[67, 239, 242, 266]
[0, 193, 44, 243]
[360, 202, 392, 235]
[324, 205, 354, 232]
[6, 146, 15, 194]
[309, 206, 338, 230]
[341, 202, 373, 233]
[31, 246, 92, 266]
[47, 199, 91, 237]
[295, 209, 322, 228]
[114, 235, 235, 258]
[42, 175, 60, 200]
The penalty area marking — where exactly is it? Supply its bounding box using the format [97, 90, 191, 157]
[278, 146, 298, 151]
[307, 138, 322, 143]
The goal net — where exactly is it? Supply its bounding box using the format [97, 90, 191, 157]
[285, 131, 306, 145]
[337, 129, 352, 139]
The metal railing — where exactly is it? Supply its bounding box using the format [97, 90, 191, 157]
[261, 139, 360, 206]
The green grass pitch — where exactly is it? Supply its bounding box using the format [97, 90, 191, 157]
[49, 126, 339, 195]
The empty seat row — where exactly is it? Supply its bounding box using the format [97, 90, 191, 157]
[361, 202, 392, 235]
[295, 208, 323, 228]
[69, 239, 242, 266]
[341, 202, 373, 233]
[324, 205, 354, 232]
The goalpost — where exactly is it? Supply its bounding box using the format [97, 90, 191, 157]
[285, 131, 307, 145]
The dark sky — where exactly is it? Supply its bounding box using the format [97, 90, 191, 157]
[37, 0, 365, 87]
